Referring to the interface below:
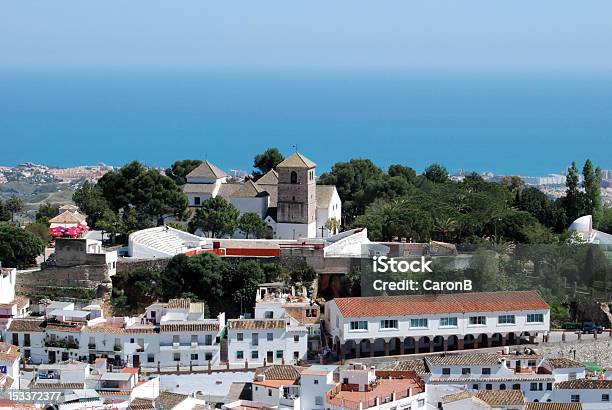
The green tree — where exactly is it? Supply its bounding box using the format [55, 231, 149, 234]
[96, 161, 188, 226]
[165, 160, 203, 186]
[25, 222, 52, 244]
[0, 200, 11, 222]
[388, 164, 417, 184]
[112, 268, 161, 309]
[423, 163, 449, 183]
[35, 202, 60, 226]
[253, 148, 284, 180]
[189, 196, 239, 238]
[166, 221, 187, 232]
[582, 159, 603, 227]
[563, 161, 582, 223]
[0, 222, 45, 268]
[96, 208, 121, 244]
[318, 159, 385, 224]
[238, 212, 268, 239]
[5, 196, 23, 222]
[73, 181, 111, 227]
[325, 217, 340, 236]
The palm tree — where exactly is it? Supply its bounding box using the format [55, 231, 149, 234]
[325, 217, 340, 236]
[433, 217, 457, 242]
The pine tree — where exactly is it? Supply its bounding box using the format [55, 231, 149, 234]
[583, 160, 603, 227]
[564, 162, 581, 223]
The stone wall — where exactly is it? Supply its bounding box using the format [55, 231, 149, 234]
[116, 257, 173, 274]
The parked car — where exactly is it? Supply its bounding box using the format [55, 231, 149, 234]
[582, 322, 603, 334]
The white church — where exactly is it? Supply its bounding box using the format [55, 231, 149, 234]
[182, 152, 342, 240]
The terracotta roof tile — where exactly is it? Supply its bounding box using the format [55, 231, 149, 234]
[160, 323, 219, 332]
[441, 390, 471, 404]
[546, 358, 584, 369]
[186, 161, 227, 179]
[168, 298, 191, 309]
[276, 152, 316, 169]
[525, 403, 583, 410]
[426, 353, 500, 367]
[255, 365, 301, 381]
[555, 379, 612, 389]
[7, 319, 45, 333]
[475, 390, 525, 405]
[157, 391, 188, 409]
[229, 319, 286, 330]
[333, 291, 549, 318]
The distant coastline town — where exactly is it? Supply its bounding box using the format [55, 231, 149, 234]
[0, 149, 611, 409]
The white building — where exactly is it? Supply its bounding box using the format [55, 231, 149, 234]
[299, 365, 340, 410]
[251, 365, 302, 409]
[7, 298, 225, 369]
[551, 380, 612, 409]
[325, 291, 550, 359]
[0, 267, 30, 336]
[255, 283, 321, 353]
[183, 152, 342, 239]
[0, 342, 20, 390]
[227, 318, 308, 367]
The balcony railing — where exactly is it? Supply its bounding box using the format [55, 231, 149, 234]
[45, 340, 79, 349]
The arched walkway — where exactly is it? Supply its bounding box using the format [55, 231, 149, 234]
[507, 332, 517, 345]
[388, 338, 402, 356]
[372, 338, 386, 357]
[417, 336, 431, 353]
[446, 335, 459, 351]
[463, 334, 475, 349]
[344, 340, 357, 359]
[403, 337, 416, 355]
[358, 339, 371, 358]
[477, 334, 489, 349]
[433, 336, 445, 352]
[491, 333, 503, 347]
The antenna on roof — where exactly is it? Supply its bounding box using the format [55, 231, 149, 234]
[292, 144, 298, 152]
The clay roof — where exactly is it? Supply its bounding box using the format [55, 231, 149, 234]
[555, 379, 612, 389]
[255, 365, 301, 381]
[546, 358, 584, 369]
[232, 180, 267, 198]
[475, 390, 525, 405]
[216, 183, 243, 199]
[186, 160, 227, 179]
[0, 343, 20, 362]
[276, 152, 316, 169]
[168, 298, 190, 309]
[183, 183, 217, 194]
[7, 318, 45, 333]
[156, 391, 188, 409]
[316, 185, 337, 208]
[31, 382, 85, 389]
[257, 169, 279, 185]
[388, 359, 430, 375]
[82, 326, 155, 334]
[525, 404, 583, 410]
[160, 323, 219, 332]
[48, 210, 87, 224]
[229, 319, 286, 330]
[441, 390, 472, 404]
[128, 398, 154, 410]
[332, 291, 549, 318]
[427, 353, 500, 367]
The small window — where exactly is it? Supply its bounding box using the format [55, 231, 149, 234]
[267, 333, 273, 342]
[315, 396, 323, 406]
[290, 171, 298, 184]
[527, 313, 544, 323]
[462, 368, 470, 375]
[276, 350, 283, 358]
[237, 351, 244, 359]
[481, 368, 491, 375]
[546, 383, 552, 391]
[498, 314, 516, 324]
[173, 353, 180, 362]
[350, 321, 368, 331]
[147, 354, 154, 363]
[293, 335, 299, 342]
[251, 351, 259, 359]
[237, 333, 243, 341]
[469, 316, 486, 325]
[314, 379, 319, 385]
[194, 196, 201, 205]
[472, 384, 479, 390]
[252, 333, 259, 346]
[380, 319, 398, 329]
[440, 317, 458, 327]
[442, 368, 450, 375]
[571, 395, 580, 403]
[410, 318, 428, 328]
[530, 382, 538, 391]
[191, 353, 198, 361]
[602, 394, 610, 402]
[485, 384, 492, 390]
[264, 311, 273, 319]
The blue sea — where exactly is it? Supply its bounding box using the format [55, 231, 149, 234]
[0, 67, 610, 175]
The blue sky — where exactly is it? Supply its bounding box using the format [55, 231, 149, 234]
[2, 1, 612, 69]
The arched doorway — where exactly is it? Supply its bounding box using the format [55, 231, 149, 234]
[417, 336, 431, 353]
[372, 338, 386, 357]
[446, 335, 459, 351]
[344, 340, 357, 359]
[491, 333, 503, 347]
[403, 337, 416, 355]
[477, 334, 489, 349]
[388, 338, 402, 356]
[463, 334, 475, 349]
[359, 339, 371, 358]
[507, 332, 516, 345]
[433, 336, 445, 352]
